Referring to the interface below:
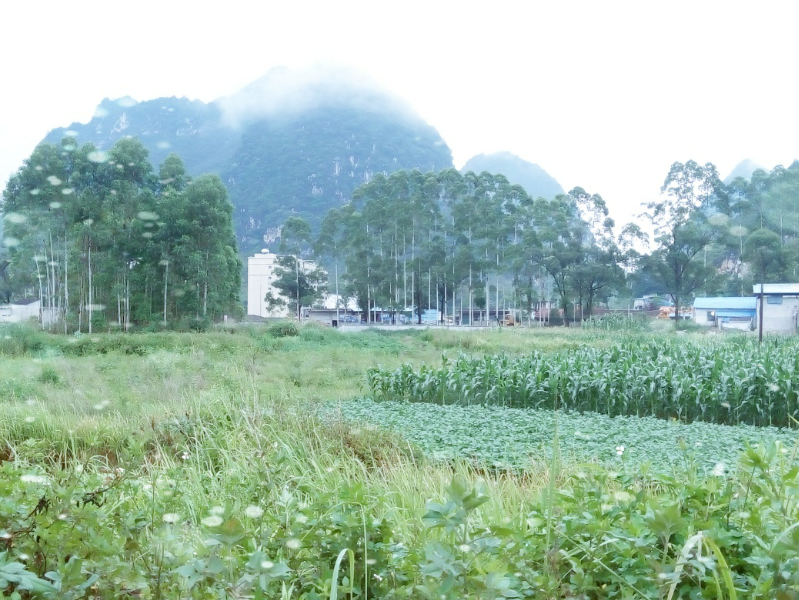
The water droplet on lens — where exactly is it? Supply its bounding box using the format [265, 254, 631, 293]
[87, 150, 108, 163]
[5, 212, 27, 224]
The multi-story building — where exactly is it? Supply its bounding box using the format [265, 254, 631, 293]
[247, 249, 321, 318]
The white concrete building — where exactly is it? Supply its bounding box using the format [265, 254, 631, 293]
[0, 298, 42, 324]
[753, 283, 799, 334]
[247, 249, 323, 319]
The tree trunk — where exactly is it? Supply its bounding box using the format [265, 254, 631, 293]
[64, 232, 68, 334]
[34, 255, 44, 330]
[485, 274, 490, 326]
[88, 242, 92, 334]
[125, 275, 130, 332]
[163, 260, 169, 327]
[295, 258, 301, 322]
[335, 260, 340, 325]
[759, 279, 764, 344]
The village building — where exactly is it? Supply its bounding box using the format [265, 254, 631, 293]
[0, 298, 42, 324]
[302, 295, 361, 326]
[693, 297, 756, 331]
[246, 249, 322, 319]
[753, 283, 799, 334]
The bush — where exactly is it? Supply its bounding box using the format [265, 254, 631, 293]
[0, 324, 46, 356]
[266, 321, 299, 338]
[173, 317, 212, 333]
[37, 365, 60, 385]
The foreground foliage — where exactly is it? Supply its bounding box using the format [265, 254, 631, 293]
[2, 326, 799, 597]
[3, 436, 799, 598]
[368, 336, 799, 427]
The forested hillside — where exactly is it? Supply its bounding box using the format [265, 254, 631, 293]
[42, 68, 454, 256]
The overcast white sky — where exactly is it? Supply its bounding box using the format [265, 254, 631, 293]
[2, 1, 798, 227]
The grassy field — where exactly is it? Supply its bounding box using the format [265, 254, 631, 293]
[2, 323, 799, 598]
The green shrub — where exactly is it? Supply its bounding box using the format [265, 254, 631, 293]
[266, 321, 299, 338]
[0, 324, 46, 356]
[37, 365, 60, 385]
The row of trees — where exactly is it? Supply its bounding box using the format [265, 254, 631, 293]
[1, 138, 242, 331]
[274, 169, 638, 325]
[7, 134, 798, 330]
[275, 159, 799, 326]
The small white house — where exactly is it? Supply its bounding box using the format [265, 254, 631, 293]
[753, 283, 799, 334]
[693, 297, 755, 331]
[0, 298, 41, 324]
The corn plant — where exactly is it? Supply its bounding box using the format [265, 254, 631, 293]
[368, 336, 799, 427]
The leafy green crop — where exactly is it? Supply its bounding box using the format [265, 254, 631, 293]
[330, 398, 799, 474]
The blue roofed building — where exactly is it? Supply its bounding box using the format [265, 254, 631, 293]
[693, 297, 756, 331]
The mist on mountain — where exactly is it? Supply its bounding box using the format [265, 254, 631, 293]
[41, 66, 453, 255]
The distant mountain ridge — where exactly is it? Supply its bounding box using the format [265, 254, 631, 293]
[723, 159, 766, 184]
[42, 67, 454, 255]
[461, 152, 564, 199]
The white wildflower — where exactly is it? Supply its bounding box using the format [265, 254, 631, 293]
[260, 560, 274, 569]
[244, 505, 264, 519]
[20, 474, 47, 484]
[162, 513, 180, 524]
[711, 462, 726, 477]
[285, 538, 301, 550]
[614, 491, 633, 503]
[201, 515, 223, 527]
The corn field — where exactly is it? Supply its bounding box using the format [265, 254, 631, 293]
[367, 336, 799, 427]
